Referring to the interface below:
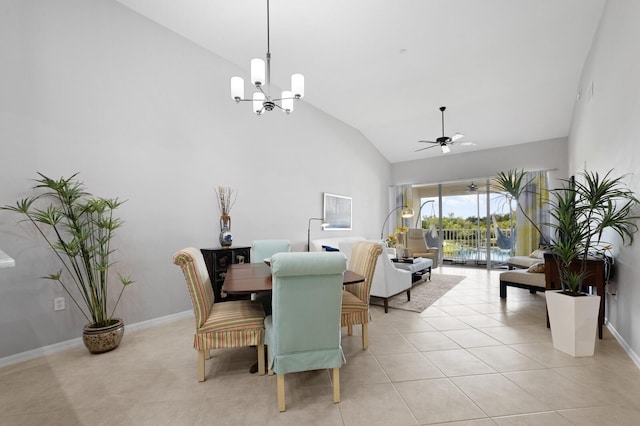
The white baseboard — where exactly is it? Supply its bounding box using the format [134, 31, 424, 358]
[606, 322, 640, 369]
[0, 310, 193, 369]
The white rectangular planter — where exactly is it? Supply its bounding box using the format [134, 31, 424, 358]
[546, 290, 600, 357]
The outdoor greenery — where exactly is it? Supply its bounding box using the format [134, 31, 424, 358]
[2, 173, 133, 327]
[418, 212, 513, 241]
[493, 169, 548, 246]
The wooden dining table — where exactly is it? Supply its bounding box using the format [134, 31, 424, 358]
[222, 262, 365, 295]
[223, 262, 365, 375]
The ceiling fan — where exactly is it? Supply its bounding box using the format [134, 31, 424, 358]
[467, 182, 478, 192]
[415, 106, 474, 153]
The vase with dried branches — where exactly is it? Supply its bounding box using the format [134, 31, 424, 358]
[215, 186, 237, 247]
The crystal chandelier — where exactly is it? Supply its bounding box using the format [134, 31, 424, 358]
[230, 0, 304, 115]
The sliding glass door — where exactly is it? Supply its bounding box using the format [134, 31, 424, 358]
[413, 180, 514, 269]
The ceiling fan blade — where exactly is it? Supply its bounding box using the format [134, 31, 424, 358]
[459, 141, 476, 146]
[415, 144, 438, 152]
[417, 140, 438, 144]
[451, 133, 464, 142]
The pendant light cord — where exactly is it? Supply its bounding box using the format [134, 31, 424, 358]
[265, 0, 271, 91]
[266, 0, 271, 55]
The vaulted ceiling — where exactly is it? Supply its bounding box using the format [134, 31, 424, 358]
[116, 0, 606, 163]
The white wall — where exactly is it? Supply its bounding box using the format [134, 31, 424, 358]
[568, 0, 640, 357]
[0, 0, 390, 358]
[391, 138, 568, 188]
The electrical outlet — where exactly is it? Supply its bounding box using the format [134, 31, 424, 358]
[54, 297, 65, 311]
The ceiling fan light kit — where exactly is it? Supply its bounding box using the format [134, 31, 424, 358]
[230, 0, 304, 115]
[416, 106, 473, 154]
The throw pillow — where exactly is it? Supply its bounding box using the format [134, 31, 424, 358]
[527, 262, 545, 273]
[529, 249, 545, 259]
[322, 245, 339, 252]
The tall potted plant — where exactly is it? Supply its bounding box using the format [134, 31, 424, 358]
[2, 173, 133, 354]
[495, 169, 638, 356]
[545, 170, 638, 356]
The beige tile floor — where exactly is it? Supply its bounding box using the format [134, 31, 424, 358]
[2, 266, 640, 425]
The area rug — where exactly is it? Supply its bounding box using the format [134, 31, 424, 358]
[370, 273, 466, 313]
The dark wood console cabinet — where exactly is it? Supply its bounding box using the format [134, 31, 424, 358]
[201, 246, 251, 302]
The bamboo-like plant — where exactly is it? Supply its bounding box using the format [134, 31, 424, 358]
[2, 173, 133, 327]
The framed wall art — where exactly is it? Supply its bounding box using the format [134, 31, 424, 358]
[323, 193, 352, 231]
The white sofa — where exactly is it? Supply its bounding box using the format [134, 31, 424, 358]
[309, 236, 366, 259]
[310, 236, 412, 313]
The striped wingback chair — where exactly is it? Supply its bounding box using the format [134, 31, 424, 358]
[173, 247, 265, 381]
[341, 241, 383, 349]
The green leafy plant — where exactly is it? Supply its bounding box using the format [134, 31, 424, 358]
[549, 171, 639, 293]
[2, 173, 133, 327]
[493, 169, 548, 244]
[495, 169, 639, 294]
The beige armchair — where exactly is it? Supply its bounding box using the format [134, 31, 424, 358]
[406, 228, 439, 268]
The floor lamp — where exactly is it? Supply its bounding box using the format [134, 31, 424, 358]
[380, 206, 414, 239]
[307, 217, 328, 251]
[414, 200, 435, 228]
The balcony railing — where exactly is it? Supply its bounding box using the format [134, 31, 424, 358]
[432, 227, 514, 265]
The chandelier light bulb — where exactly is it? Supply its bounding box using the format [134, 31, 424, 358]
[253, 92, 265, 115]
[291, 74, 304, 98]
[230, 76, 244, 101]
[251, 58, 265, 86]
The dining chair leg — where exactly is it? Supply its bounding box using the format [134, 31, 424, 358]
[197, 350, 206, 382]
[277, 374, 286, 412]
[257, 343, 265, 375]
[362, 323, 368, 349]
[332, 368, 340, 403]
[347, 324, 353, 336]
[267, 345, 274, 375]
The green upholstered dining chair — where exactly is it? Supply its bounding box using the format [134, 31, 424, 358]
[341, 241, 383, 349]
[251, 240, 291, 315]
[251, 239, 292, 263]
[173, 247, 265, 381]
[265, 252, 347, 412]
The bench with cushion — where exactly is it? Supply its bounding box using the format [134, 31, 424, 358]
[499, 265, 546, 298]
[507, 249, 547, 269]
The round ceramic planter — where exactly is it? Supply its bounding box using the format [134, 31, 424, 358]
[82, 318, 125, 354]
